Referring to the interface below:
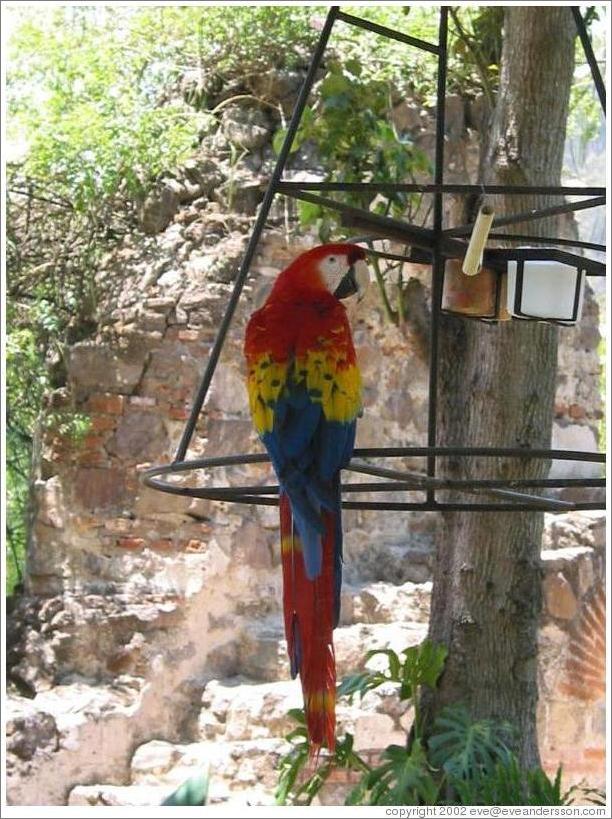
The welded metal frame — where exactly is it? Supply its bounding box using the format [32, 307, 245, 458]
[143, 5, 606, 513]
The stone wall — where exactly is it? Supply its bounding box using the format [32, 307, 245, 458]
[6, 87, 605, 805]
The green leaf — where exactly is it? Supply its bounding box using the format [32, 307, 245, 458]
[297, 200, 322, 228]
[364, 648, 402, 681]
[161, 773, 209, 806]
[286, 708, 306, 724]
[402, 639, 448, 690]
[337, 670, 387, 701]
[272, 127, 302, 156]
[275, 744, 309, 805]
[429, 704, 513, 781]
[360, 741, 439, 806]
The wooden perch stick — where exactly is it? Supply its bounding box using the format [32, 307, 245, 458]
[462, 204, 495, 276]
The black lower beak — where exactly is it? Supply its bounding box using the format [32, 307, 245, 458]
[334, 266, 358, 299]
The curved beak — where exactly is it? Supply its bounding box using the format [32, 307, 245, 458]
[334, 259, 371, 301]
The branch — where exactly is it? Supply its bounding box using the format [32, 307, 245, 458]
[8, 187, 74, 211]
[449, 7, 495, 110]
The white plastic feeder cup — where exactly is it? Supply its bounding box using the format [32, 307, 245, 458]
[506, 259, 586, 325]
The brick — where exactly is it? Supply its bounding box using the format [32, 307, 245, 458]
[104, 518, 134, 534]
[584, 747, 605, 761]
[116, 537, 145, 550]
[76, 449, 111, 468]
[168, 385, 194, 402]
[86, 393, 125, 415]
[559, 680, 590, 700]
[144, 297, 175, 310]
[568, 403, 587, 420]
[129, 395, 157, 408]
[89, 414, 117, 433]
[72, 514, 102, 529]
[81, 433, 108, 451]
[178, 329, 200, 342]
[543, 572, 578, 620]
[185, 539, 206, 553]
[168, 406, 190, 420]
[151, 538, 174, 550]
[75, 468, 126, 510]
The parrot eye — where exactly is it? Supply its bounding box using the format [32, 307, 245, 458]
[323, 255, 342, 276]
[318, 252, 350, 294]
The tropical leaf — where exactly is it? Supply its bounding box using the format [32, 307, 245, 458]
[402, 640, 448, 691]
[161, 772, 209, 806]
[337, 670, 388, 701]
[428, 704, 513, 781]
[353, 740, 439, 806]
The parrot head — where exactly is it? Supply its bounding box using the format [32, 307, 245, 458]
[270, 243, 370, 302]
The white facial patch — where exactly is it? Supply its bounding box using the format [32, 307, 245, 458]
[318, 253, 349, 294]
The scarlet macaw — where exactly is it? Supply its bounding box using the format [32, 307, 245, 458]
[244, 243, 369, 752]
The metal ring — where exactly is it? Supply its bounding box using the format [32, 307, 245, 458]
[141, 447, 605, 512]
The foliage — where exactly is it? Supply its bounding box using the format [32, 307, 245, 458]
[5, 174, 97, 593]
[276, 709, 369, 806]
[274, 58, 433, 324]
[338, 641, 447, 739]
[5, 301, 90, 594]
[276, 639, 604, 807]
[428, 705, 513, 780]
[160, 772, 209, 806]
[347, 740, 439, 806]
[7, 7, 207, 209]
[568, 6, 606, 148]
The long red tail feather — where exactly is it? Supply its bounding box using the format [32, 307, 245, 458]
[280, 492, 336, 753]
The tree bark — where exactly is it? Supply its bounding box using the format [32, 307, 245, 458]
[425, 8, 576, 769]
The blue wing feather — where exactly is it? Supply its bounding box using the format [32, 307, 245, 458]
[260, 362, 356, 583]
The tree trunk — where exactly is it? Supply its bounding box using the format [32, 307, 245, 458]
[425, 8, 576, 769]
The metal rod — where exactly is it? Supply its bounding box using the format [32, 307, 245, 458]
[142, 474, 604, 512]
[142, 475, 604, 498]
[348, 240, 431, 265]
[336, 10, 440, 54]
[346, 462, 605, 490]
[353, 445, 605, 461]
[349, 461, 576, 510]
[427, 7, 448, 503]
[283, 189, 606, 276]
[280, 188, 469, 257]
[487, 233, 606, 252]
[277, 181, 606, 197]
[445, 196, 606, 237]
[173, 7, 340, 462]
[146, 445, 607, 476]
[349, 237, 606, 276]
[572, 6, 606, 114]
[339, 501, 604, 512]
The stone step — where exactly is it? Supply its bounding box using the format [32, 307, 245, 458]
[238, 618, 430, 682]
[199, 677, 300, 742]
[68, 781, 275, 807]
[140, 737, 285, 805]
[6, 679, 145, 807]
[70, 736, 288, 806]
[198, 674, 412, 748]
[69, 784, 175, 807]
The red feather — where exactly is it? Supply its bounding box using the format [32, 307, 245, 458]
[280, 492, 336, 753]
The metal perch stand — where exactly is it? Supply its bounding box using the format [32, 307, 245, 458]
[144, 6, 606, 514]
